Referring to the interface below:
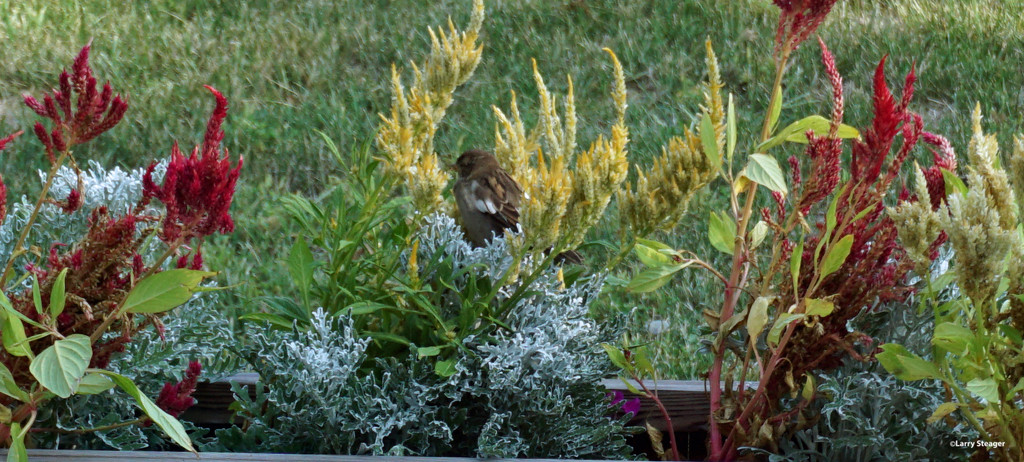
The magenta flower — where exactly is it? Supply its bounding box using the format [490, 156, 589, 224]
[143, 86, 242, 245]
[607, 390, 642, 415]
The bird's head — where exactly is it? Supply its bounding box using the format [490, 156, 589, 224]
[453, 149, 498, 178]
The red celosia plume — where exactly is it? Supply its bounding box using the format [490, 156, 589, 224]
[772, 0, 838, 59]
[143, 86, 243, 244]
[23, 44, 127, 163]
[155, 361, 202, 418]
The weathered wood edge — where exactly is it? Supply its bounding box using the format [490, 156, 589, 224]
[1, 450, 677, 461]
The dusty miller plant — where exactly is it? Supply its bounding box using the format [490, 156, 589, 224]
[218, 214, 634, 458]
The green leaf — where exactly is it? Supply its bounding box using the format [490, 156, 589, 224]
[926, 402, 960, 424]
[29, 334, 92, 398]
[435, 359, 457, 377]
[122, 269, 216, 314]
[8, 422, 26, 462]
[620, 377, 641, 395]
[803, 298, 835, 317]
[749, 221, 769, 250]
[747, 296, 773, 342]
[768, 313, 805, 347]
[727, 93, 737, 161]
[942, 168, 968, 196]
[49, 268, 68, 318]
[0, 310, 30, 358]
[635, 242, 672, 267]
[602, 343, 629, 370]
[417, 346, 442, 358]
[745, 153, 788, 194]
[238, 312, 294, 329]
[1000, 324, 1023, 345]
[877, 343, 941, 381]
[767, 85, 783, 135]
[708, 211, 736, 255]
[76, 372, 115, 395]
[758, 115, 860, 151]
[700, 111, 720, 168]
[288, 237, 315, 310]
[94, 370, 195, 453]
[633, 347, 655, 376]
[966, 378, 999, 403]
[933, 322, 973, 355]
[820, 234, 854, 279]
[0, 362, 28, 402]
[790, 238, 804, 288]
[31, 276, 42, 316]
[801, 374, 816, 401]
[627, 262, 693, 293]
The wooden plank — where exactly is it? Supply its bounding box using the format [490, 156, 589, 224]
[601, 379, 758, 433]
[4, 450, 649, 462]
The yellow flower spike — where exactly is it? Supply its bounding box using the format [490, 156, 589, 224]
[703, 39, 726, 154]
[408, 239, 420, 288]
[967, 105, 1016, 231]
[602, 48, 628, 126]
[1011, 135, 1024, 219]
[376, 0, 484, 218]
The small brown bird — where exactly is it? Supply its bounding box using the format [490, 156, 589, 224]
[452, 149, 582, 264]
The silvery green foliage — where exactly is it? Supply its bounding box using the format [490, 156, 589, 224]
[0, 160, 166, 264]
[216, 213, 634, 458]
[766, 249, 975, 461]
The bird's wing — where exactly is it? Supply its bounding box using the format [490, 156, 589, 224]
[470, 170, 521, 229]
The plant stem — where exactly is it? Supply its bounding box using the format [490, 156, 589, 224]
[32, 418, 146, 435]
[633, 374, 681, 461]
[0, 148, 73, 289]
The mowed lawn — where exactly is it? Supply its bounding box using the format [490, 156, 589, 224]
[1, 0, 1021, 378]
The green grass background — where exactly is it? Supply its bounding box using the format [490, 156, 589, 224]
[1, 0, 1021, 378]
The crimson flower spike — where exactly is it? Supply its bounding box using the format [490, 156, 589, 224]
[772, 0, 838, 59]
[22, 43, 128, 163]
[143, 86, 243, 245]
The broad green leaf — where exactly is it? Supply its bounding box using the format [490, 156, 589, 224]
[0, 362, 28, 402]
[768, 313, 805, 347]
[719, 306, 748, 337]
[926, 402, 960, 424]
[417, 346, 442, 358]
[942, 168, 968, 196]
[803, 298, 835, 317]
[29, 334, 91, 398]
[745, 153, 788, 194]
[122, 269, 216, 314]
[820, 234, 854, 279]
[747, 296, 773, 341]
[700, 111, 720, 168]
[1, 311, 30, 358]
[8, 422, 26, 462]
[784, 123, 859, 143]
[877, 343, 941, 381]
[238, 312, 294, 329]
[749, 221, 769, 250]
[627, 262, 693, 293]
[345, 301, 399, 316]
[635, 242, 672, 267]
[49, 268, 68, 318]
[933, 322, 973, 355]
[288, 237, 314, 294]
[727, 93, 737, 161]
[435, 359, 457, 377]
[708, 211, 736, 255]
[76, 372, 115, 395]
[0, 405, 9, 424]
[636, 238, 674, 252]
[966, 378, 999, 403]
[602, 343, 629, 370]
[95, 370, 195, 453]
[767, 85, 783, 135]
[1000, 324, 1023, 345]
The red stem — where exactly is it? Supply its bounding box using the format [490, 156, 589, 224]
[634, 376, 681, 461]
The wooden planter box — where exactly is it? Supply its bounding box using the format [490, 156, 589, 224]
[1, 451, 661, 461]
[180, 374, 715, 461]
